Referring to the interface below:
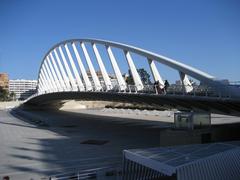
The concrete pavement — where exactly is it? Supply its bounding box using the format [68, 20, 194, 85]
[1, 107, 239, 179]
[0, 109, 169, 179]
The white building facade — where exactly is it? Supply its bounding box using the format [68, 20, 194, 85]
[9, 79, 37, 100]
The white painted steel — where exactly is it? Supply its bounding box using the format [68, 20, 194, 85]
[39, 73, 47, 91]
[38, 78, 44, 92]
[106, 46, 127, 91]
[38, 79, 43, 92]
[42, 65, 54, 91]
[179, 71, 193, 93]
[125, 51, 144, 91]
[41, 71, 50, 91]
[72, 42, 92, 91]
[46, 56, 62, 91]
[58, 46, 77, 91]
[148, 58, 164, 88]
[39, 81, 44, 92]
[44, 61, 58, 91]
[64, 44, 84, 91]
[81, 42, 102, 91]
[38, 72, 44, 91]
[92, 43, 113, 90]
[33, 38, 240, 100]
[81, 39, 215, 82]
[49, 52, 66, 90]
[39, 77, 47, 92]
[36, 38, 216, 94]
[53, 49, 71, 90]
[22, 38, 240, 104]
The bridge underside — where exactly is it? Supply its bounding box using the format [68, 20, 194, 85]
[24, 92, 240, 116]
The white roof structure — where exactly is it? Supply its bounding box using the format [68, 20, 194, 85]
[123, 141, 240, 180]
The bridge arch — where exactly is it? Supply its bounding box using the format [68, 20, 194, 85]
[23, 38, 240, 115]
[36, 38, 215, 94]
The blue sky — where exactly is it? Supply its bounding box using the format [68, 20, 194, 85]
[0, 0, 239, 82]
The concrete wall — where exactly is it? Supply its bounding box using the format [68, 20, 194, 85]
[159, 129, 211, 146]
[159, 123, 240, 147]
[0, 101, 22, 110]
[59, 100, 124, 110]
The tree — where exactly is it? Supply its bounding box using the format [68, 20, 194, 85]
[0, 87, 9, 101]
[126, 68, 151, 85]
[9, 92, 16, 101]
[126, 69, 134, 85]
[137, 68, 151, 85]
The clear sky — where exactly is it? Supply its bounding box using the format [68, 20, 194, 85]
[0, 0, 239, 82]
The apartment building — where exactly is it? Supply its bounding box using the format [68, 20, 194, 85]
[9, 79, 37, 100]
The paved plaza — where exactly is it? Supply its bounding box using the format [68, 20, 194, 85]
[0, 107, 240, 179]
[0, 109, 170, 179]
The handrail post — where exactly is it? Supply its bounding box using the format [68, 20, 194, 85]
[155, 85, 158, 95]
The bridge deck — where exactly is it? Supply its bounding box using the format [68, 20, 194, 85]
[25, 91, 240, 116]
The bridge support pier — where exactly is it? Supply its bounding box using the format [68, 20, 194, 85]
[125, 51, 144, 91]
[65, 44, 85, 91]
[81, 42, 102, 91]
[106, 46, 127, 91]
[148, 58, 164, 88]
[92, 43, 113, 91]
[179, 71, 193, 93]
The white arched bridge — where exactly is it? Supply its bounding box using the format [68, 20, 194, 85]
[25, 38, 240, 115]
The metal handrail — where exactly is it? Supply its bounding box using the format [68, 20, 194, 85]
[30, 81, 240, 102]
[25, 83, 235, 102]
[49, 165, 122, 180]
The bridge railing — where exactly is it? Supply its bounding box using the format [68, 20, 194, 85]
[106, 84, 217, 96]
[26, 84, 235, 103]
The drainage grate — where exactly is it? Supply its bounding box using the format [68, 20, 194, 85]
[81, 139, 109, 145]
[61, 125, 77, 128]
[65, 130, 79, 133]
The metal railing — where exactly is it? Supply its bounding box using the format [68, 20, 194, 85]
[26, 83, 236, 103]
[49, 166, 122, 180]
[229, 81, 240, 85]
[105, 84, 231, 98]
